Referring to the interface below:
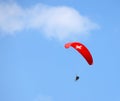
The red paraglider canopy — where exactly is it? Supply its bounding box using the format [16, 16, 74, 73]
[65, 42, 93, 65]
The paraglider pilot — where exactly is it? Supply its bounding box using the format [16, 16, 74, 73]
[75, 75, 79, 81]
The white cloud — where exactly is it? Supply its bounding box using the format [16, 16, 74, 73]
[34, 94, 52, 101]
[0, 3, 25, 34]
[0, 2, 99, 40]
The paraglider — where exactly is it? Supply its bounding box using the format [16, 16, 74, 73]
[64, 42, 93, 81]
[64, 42, 93, 65]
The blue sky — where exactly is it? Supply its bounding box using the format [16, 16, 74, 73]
[0, 0, 120, 101]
